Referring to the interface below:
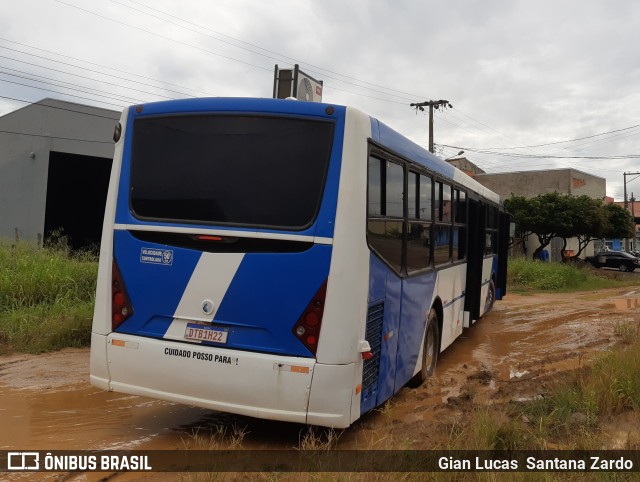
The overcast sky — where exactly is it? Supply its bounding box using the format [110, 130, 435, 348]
[1, 0, 639, 200]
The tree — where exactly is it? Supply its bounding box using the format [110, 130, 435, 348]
[503, 195, 533, 254]
[505, 192, 574, 260]
[557, 195, 607, 260]
[506, 194, 636, 261]
[602, 202, 635, 241]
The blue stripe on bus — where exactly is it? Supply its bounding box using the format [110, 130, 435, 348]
[214, 245, 332, 357]
[443, 291, 466, 309]
[113, 229, 201, 337]
[115, 231, 332, 356]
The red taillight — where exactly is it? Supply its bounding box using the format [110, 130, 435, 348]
[112, 260, 133, 331]
[197, 235, 224, 241]
[292, 279, 328, 355]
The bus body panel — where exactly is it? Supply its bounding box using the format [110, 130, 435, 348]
[315, 107, 371, 367]
[92, 108, 129, 337]
[436, 264, 467, 352]
[89, 332, 110, 390]
[363, 255, 402, 410]
[103, 333, 315, 424]
[395, 269, 438, 387]
[307, 362, 357, 428]
[480, 256, 497, 315]
[90, 97, 507, 429]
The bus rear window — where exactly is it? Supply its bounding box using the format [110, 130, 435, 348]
[130, 115, 334, 229]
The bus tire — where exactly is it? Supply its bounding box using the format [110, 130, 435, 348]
[485, 280, 496, 314]
[407, 309, 439, 388]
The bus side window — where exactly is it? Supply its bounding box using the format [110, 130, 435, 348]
[407, 172, 432, 272]
[434, 182, 452, 265]
[453, 189, 467, 260]
[367, 156, 404, 274]
[484, 205, 498, 255]
[368, 156, 383, 216]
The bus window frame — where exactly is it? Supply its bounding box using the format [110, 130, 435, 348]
[366, 142, 472, 278]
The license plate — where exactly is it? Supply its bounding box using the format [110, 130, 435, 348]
[184, 323, 228, 344]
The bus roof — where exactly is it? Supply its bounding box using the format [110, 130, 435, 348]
[368, 115, 502, 205]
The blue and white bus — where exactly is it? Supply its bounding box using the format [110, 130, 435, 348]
[90, 98, 509, 428]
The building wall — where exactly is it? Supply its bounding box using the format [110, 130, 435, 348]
[475, 169, 606, 200]
[474, 169, 607, 261]
[0, 99, 118, 243]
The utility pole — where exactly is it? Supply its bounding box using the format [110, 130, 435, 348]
[410, 100, 452, 153]
[623, 172, 640, 251]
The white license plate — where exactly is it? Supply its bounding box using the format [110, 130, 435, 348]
[184, 323, 228, 344]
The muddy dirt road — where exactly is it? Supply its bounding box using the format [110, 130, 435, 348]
[1, 287, 639, 474]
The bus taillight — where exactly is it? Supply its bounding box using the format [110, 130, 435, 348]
[112, 260, 133, 331]
[292, 279, 328, 355]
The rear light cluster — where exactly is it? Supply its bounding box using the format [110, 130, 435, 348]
[112, 260, 133, 331]
[292, 279, 328, 355]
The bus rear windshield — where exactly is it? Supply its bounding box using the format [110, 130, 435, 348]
[130, 115, 334, 229]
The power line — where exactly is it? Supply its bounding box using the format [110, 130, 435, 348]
[468, 123, 640, 150]
[0, 37, 211, 96]
[0, 48, 198, 98]
[55, 1, 423, 104]
[438, 144, 640, 159]
[111, 0, 428, 101]
[0, 65, 155, 104]
[53, 0, 279, 73]
[0, 78, 126, 109]
[0, 95, 119, 120]
[0, 69, 144, 105]
[0, 129, 113, 144]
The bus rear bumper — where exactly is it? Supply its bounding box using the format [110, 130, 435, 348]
[89, 332, 353, 427]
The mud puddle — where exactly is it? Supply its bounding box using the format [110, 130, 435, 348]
[0, 350, 216, 451]
[1, 288, 638, 460]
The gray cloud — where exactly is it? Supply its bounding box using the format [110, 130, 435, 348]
[2, 0, 639, 198]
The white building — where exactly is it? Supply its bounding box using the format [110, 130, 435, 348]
[0, 99, 118, 248]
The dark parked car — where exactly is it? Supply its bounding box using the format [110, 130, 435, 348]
[585, 251, 639, 272]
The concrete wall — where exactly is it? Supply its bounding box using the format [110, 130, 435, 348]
[0, 99, 119, 243]
[474, 169, 606, 260]
[475, 169, 606, 200]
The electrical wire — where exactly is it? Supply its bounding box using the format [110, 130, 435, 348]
[0, 129, 113, 144]
[0, 94, 120, 120]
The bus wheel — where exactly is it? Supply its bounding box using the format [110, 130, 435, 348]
[407, 309, 439, 388]
[485, 280, 496, 314]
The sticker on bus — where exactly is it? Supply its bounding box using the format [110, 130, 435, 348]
[184, 323, 228, 344]
[140, 247, 173, 266]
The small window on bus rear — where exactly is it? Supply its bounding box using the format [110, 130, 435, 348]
[129, 115, 334, 230]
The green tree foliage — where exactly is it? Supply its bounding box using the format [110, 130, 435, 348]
[602, 202, 635, 240]
[560, 195, 607, 259]
[505, 193, 635, 260]
[505, 192, 573, 260]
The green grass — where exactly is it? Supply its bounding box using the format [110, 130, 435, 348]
[507, 257, 639, 292]
[0, 240, 97, 354]
[0, 244, 638, 355]
[447, 333, 640, 453]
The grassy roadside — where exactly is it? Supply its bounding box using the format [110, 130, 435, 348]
[0, 241, 97, 354]
[507, 257, 640, 292]
[0, 247, 637, 353]
[2, 247, 640, 479]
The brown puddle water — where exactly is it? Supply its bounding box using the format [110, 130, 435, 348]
[0, 290, 635, 456]
[0, 384, 216, 450]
